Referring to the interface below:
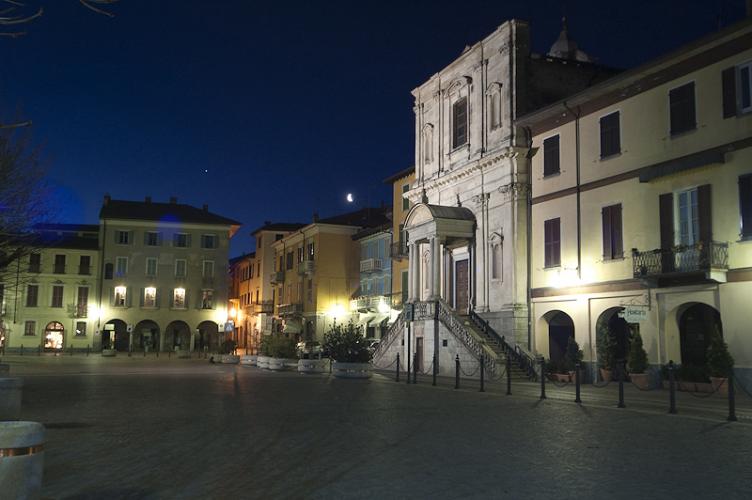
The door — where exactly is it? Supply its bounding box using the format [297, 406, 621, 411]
[415, 337, 424, 372]
[454, 259, 469, 312]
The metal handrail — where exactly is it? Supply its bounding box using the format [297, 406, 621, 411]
[371, 310, 405, 362]
[436, 300, 498, 376]
[632, 240, 729, 278]
[468, 309, 537, 381]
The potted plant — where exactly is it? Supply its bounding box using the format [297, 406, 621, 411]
[220, 339, 240, 364]
[297, 341, 328, 374]
[257, 336, 271, 369]
[706, 326, 734, 396]
[564, 337, 583, 382]
[267, 335, 297, 371]
[596, 323, 615, 382]
[323, 321, 372, 379]
[628, 331, 650, 389]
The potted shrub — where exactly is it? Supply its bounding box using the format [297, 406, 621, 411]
[220, 339, 240, 364]
[546, 358, 570, 383]
[564, 337, 583, 382]
[706, 327, 734, 396]
[596, 324, 615, 382]
[628, 331, 650, 389]
[267, 335, 297, 371]
[323, 322, 372, 379]
[257, 336, 271, 369]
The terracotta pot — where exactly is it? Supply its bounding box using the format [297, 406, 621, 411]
[630, 373, 650, 390]
[599, 367, 612, 383]
[552, 373, 570, 383]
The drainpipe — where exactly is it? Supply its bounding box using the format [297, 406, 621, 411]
[563, 101, 582, 280]
[523, 126, 536, 351]
[97, 220, 107, 340]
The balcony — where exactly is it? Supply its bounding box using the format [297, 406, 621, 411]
[360, 258, 383, 273]
[270, 271, 285, 284]
[632, 241, 728, 284]
[297, 260, 314, 275]
[254, 301, 274, 314]
[78, 265, 91, 276]
[278, 303, 303, 316]
[390, 241, 408, 260]
[350, 295, 390, 313]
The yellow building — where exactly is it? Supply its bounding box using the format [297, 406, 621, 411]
[384, 166, 415, 311]
[519, 17, 752, 385]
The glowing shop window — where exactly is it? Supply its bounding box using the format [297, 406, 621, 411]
[144, 287, 156, 308]
[114, 286, 127, 307]
[173, 288, 186, 309]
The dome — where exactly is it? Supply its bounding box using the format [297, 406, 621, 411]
[548, 17, 593, 63]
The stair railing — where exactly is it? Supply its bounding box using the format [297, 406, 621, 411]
[436, 300, 498, 376]
[468, 309, 537, 381]
[371, 310, 405, 363]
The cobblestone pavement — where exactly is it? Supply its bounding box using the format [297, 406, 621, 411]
[3, 355, 752, 499]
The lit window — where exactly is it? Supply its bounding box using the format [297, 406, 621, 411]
[173, 288, 186, 309]
[144, 287, 157, 308]
[202, 289, 214, 309]
[114, 286, 127, 307]
[75, 321, 87, 337]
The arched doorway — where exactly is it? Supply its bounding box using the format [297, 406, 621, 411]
[545, 311, 574, 367]
[164, 321, 191, 352]
[44, 321, 65, 351]
[104, 319, 128, 351]
[679, 303, 722, 368]
[133, 320, 160, 352]
[596, 307, 637, 362]
[197, 321, 219, 352]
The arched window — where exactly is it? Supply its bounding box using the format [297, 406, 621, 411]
[487, 83, 503, 130]
[490, 232, 503, 281]
[423, 124, 434, 163]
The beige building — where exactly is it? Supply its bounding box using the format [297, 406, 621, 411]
[384, 166, 415, 311]
[519, 17, 752, 385]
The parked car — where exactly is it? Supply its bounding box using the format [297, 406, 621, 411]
[296, 341, 323, 359]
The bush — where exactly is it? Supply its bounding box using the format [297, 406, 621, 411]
[323, 321, 372, 363]
[628, 331, 649, 374]
[220, 339, 237, 355]
[596, 323, 615, 370]
[706, 327, 734, 378]
[259, 335, 271, 356]
[564, 337, 583, 372]
[266, 335, 297, 359]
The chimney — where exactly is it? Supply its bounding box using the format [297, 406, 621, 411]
[169, 196, 177, 204]
[202, 203, 208, 212]
[103, 194, 111, 206]
[145, 196, 152, 203]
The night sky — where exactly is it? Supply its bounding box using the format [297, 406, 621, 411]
[1, 0, 747, 256]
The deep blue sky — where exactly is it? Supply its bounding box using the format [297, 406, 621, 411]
[1, 0, 747, 256]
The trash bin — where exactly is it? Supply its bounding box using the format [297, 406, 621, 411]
[0, 421, 45, 499]
[0, 378, 23, 421]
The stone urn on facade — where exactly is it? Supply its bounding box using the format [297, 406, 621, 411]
[324, 322, 373, 379]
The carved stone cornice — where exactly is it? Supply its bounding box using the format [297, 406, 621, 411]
[498, 182, 531, 200]
[471, 192, 490, 208]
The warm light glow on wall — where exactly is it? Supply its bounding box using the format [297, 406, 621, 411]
[327, 303, 346, 319]
[88, 304, 102, 320]
[229, 308, 237, 319]
[214, 307, 228, 324]
[377, 299, 391, 314]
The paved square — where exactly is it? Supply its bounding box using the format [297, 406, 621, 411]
[5, 356, 752, 499]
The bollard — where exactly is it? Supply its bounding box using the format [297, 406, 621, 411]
[395, 353, 400, 382]
[617, 359, 626, 408]
[0, 421, 46, 499]
[168, 350, 171, 359]
[668, 360, 677, 414]
[539, 356, 547, 400]
[728, 370, 737, 422]
[406, 349, 411, 385]
[413, 353, 418, 384]
[87, 345, 90, 357]
[455, 354, 460, 389]
[506, 355, 512, 395]
[479, 355, 485, 392]
[128, 347, 132, 358]
[20, 345, 24, 356]
[70, 344, 74, 356]
[38, 345, 41, 356]
[575, 361, 581, 404]
[432, 354, 437, 386]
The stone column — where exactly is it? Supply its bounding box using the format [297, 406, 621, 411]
[430, 237, 441, 300]
[408, 243, 417, 302]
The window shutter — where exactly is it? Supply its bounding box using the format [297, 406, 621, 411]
[543, 136, 560, 176]
[553, 219, 560, 266]
[740, 175, 752, 238]
[155, 288, 161, 308]
[602, 206, 612, 259]
[612, 204, 623, 258]
[697, 184, 712, 244]
[722, 67, 737, 118]
[659, 193, 674, 272]
[126, 287, 132, 307]
[669, 83, 696, 135]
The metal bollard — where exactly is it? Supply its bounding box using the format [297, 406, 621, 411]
[86, 345, 90, 357]
[38, 345, 41, 356]
[432, 354, 437, 386]
[128, 347, 132, 358]
[406, 349, 411, 385]
[575, 361, 581, 404]
[617, 359, 626, 408]
[728, 370, 737, 422]
[70, 344, 74, 356]
[168, 350, 171, 359]
[455, 355, 460, 389]
[479, 355, 485, 392]
[668, 360, 677, 414]
[539, 356, 547, 400]
[413, 353, 418, 384]
[506, 355, 512, 395]
[395, 353, 400, 382]
[20, 345, 24, 356]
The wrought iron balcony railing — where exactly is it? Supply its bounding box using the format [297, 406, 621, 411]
[270, 271, 285, 284]
[278, 303, 303, 316]
[632, 241, 728, 278]
[359, 258, 383, 273]
[254, 301, 274, 314]
[389, 241, 408, 260]
[297, 260, 314, 275]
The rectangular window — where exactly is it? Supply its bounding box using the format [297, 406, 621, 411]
[24, 320, 36, 336]
[79, 255, 91, 275]
[174, 233, 189, 248]
[203, 260, 215, 278]
[115, 257, 128, 277]
[51, 285, 64, 307]
[740, 174, 752, 239]
[29, 253, 41, 273]
[201, 234, 217, 249]
[54, 254, 66, 274]
[114, 286, 127, 307]
[602, 204, 624, 260]
[669, 82, 696, 136]
[26, 285, 38, 307]
[173, 288, 186, 309]
[491, 243, 501, 280]
[599, 111, 621, 158]
[297, 246, 304, 263]
[544, 218, 561, 268]
[727, 62, 752, 116]
[144, 287, 157, 308]
[201, 289, 214, 309]
[145, 231, 159, 246]
[307, 242, 315, 260]
[75, 321, 87, 337]
[146, 257, 158, 277]
[116, 230, 130, 245]
[452, 97, 468, 148]
[175, 259, 187, 278]
[402, 183, 410, 211]
[677, 188, 699, 245]
[286, 251, 294, 270]
[77, 287, 89, 317]
[543, 135, 560, 177]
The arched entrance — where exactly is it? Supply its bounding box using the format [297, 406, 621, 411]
[596, 307, 637, 362]
[44, 321, 65, 351]
[104, 319, 128, 351]
[164, 321, 191, 352]
[679, 303, 722, 368]
[545, 311, 574, 368]
[133, 320, 160, 352]
[197, 321, 220, 352]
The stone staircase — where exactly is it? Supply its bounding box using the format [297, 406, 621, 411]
[457, 315, 532, 381]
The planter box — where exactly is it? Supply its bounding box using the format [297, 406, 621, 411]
[101, 349, 116, 357]
[221, 354, 240, 364]
[0, 421, 45, 499]
[177, 350, 191, 359]
[298, 358, 328, 374]
[630, 373, 650, 390]
[268, 358, 296, 371]
[257, 356, 270, 369]
[0, 378, 23, 421]
[240, 355, 258, 366]
[332, 362, 372, 379]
